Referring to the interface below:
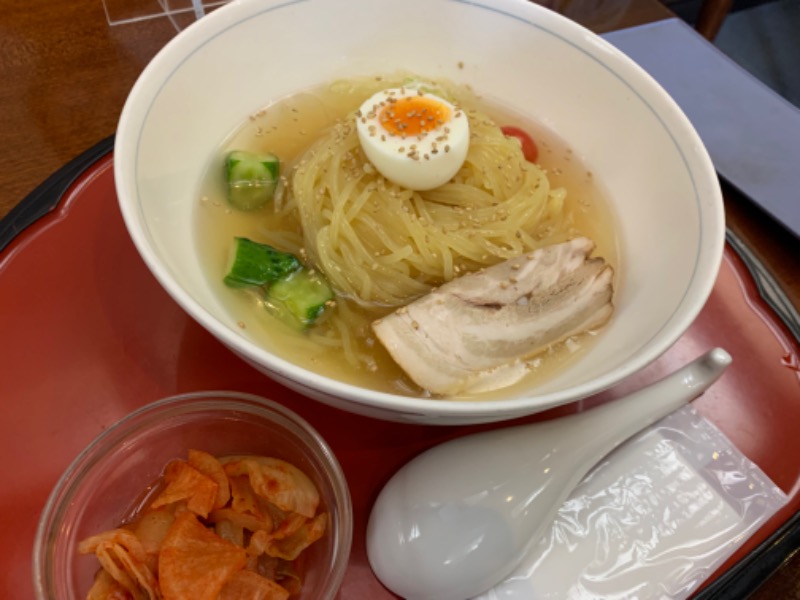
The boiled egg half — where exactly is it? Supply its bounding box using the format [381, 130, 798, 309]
[355, 86, 470, 191]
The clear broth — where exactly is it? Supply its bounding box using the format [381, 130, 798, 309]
[194, 77, 620, 399]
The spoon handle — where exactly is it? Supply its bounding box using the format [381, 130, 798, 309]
[567, 348, 733, 461]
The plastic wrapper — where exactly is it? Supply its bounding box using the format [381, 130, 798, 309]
[478, 405, 788, 599]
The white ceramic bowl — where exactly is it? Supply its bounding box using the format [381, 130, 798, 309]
[115, 0, 725, 425]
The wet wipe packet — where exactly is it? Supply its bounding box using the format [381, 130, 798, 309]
[477, 405, 787, 600]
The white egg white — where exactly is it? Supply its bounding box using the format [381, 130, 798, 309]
[355, 87, 470, 191]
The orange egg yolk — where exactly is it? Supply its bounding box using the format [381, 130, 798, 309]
[378, 96, 451, 137]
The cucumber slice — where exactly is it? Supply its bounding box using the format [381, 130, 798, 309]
[266, 268, 334, 329]
[225, 150, 280, 210]
[223, 237, 301, 288]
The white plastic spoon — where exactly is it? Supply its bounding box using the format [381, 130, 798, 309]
[367, 348, 732, 600]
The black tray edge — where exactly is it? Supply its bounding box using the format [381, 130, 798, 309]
[0, 136, 115, 254]
[692, 228, 800, 600]
[695, 508, 800, 600]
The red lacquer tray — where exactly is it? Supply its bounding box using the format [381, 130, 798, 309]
[2, 141, 799, 598]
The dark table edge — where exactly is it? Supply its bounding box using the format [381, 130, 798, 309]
[2, 137, 799, 599]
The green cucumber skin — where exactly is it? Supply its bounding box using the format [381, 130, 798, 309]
[223, 237, 301, 288]
[225, 150, 280, 211]
[223, 237, 334, 330]
[266, 268, 334, 329]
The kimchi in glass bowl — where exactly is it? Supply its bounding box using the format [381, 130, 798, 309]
[33, 391, 352, 600]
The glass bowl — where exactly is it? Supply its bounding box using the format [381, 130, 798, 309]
[33, 391, 352, 599]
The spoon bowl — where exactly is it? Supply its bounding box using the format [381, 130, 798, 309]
[366, 348, 732, 599]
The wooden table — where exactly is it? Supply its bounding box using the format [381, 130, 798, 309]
[2, 0, 798, 597]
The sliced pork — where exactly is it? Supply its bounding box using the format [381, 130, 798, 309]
[372, 237, 614, 395]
